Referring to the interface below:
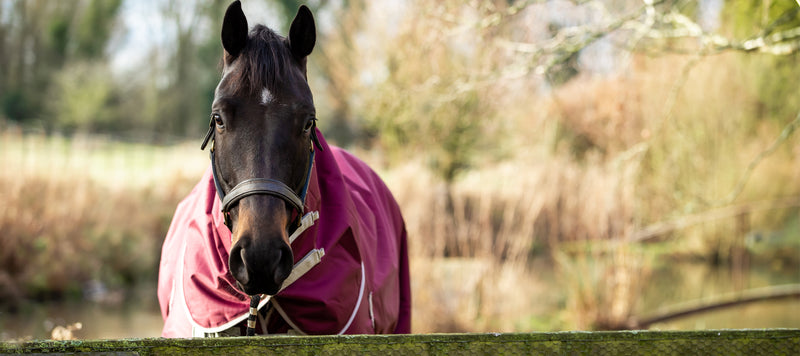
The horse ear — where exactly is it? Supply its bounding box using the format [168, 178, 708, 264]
[221, 0, 248, 61]
[288, 5, 316, 59]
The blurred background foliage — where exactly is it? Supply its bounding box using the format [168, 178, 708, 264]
[1, 0, 799, 338]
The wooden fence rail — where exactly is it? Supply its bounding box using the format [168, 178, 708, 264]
[2, 329, 798, 355]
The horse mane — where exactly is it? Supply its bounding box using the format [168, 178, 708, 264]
[227, 24, 294, 97]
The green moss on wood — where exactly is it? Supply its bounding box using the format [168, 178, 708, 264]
[1, 330, 798, 355]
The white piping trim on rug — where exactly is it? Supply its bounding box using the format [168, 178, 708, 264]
[338, 262, 366, 334]
[177, 237, 274, 337]
[271, 262, 366, 335]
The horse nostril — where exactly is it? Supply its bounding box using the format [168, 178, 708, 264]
[271, 244, 294, 288]
[228, 244, 250, 286]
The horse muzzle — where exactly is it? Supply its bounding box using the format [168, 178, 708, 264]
[226, 196, 296, 296]
[229, 234, 294, 295]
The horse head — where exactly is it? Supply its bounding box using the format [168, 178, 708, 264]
[204, 0, 318, 296]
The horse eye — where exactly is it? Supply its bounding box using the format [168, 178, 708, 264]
[303, 118, 316, 133]
[212, 113, 224, 128]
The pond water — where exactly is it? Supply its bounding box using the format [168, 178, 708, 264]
[0, 260, 797, 340]
[641, 261, 800, 330]
[0, 286, 162, 341]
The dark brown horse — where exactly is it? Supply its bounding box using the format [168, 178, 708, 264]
[208, 0, 319, 297]
[158, 1, 410, 336]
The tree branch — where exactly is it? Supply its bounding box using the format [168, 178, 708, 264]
[632, 5, 800, 55]
[713, 110, 800, 206]
[632, 284, 800, 329]
[628, 196, 800, 243]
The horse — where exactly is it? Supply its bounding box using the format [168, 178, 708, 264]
[157, 1, 410, 337]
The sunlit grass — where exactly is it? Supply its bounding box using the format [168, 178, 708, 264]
[1, 130, 207, 191]
[0, 129, 206, 303]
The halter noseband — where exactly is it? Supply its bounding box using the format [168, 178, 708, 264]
[200, 115, 322, 231]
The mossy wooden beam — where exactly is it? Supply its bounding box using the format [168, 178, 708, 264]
[2, 329, 798, 355]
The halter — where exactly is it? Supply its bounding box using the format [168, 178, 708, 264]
[200, 115, 322, 336]
[200, 116, 322, 230]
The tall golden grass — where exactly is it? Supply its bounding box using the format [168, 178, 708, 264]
[370, 49, 800, 331]
[0, 129, 206, 304]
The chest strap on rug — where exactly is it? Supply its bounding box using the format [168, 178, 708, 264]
[279, 247, 325, 289]
[199, 246, 325, 337]
[246, 210, 321, 336]
[289, 211, 319, 244]
[244, 246, 325, 336]
[189, 210, 323, 338]
[244, 210, 320, 336]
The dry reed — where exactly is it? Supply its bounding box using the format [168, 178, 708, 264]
[0, 129, 206, 305]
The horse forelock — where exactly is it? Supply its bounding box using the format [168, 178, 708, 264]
[224, 25, 296, 98]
